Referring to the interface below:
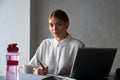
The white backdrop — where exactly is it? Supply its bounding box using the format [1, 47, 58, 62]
[0, 0, 30, 76]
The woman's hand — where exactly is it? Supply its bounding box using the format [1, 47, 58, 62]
[33, 66, 48, 75]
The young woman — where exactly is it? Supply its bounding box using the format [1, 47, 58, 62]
[29, 9, 85, 76]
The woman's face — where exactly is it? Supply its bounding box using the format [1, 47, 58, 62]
[48, 17, 69, 41]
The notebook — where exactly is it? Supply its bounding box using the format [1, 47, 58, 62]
[70, 48, 117, 80]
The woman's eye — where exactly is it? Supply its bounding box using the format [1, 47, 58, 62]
[49, 24, 53, 27]
[56, 23, 62, 26]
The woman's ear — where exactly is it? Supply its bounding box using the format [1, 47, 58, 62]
[66, 21, 69, 29]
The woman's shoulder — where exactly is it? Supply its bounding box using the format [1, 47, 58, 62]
[70, 37, 85, 48]
[41, 38, 55, 44]
[37, 38, 55, 48]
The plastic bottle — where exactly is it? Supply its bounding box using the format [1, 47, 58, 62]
[6, 43, 19, 80]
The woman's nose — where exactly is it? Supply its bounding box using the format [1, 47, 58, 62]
[52, 25, 57, 30]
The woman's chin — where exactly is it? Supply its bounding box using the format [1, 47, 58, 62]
[53, 34, 60, 38]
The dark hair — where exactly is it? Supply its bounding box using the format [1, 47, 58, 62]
[48, 9, 69, 23]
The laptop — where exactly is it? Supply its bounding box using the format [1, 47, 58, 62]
[70, 48, 117, 80]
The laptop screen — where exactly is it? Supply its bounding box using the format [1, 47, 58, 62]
[70, 48, 117, 79]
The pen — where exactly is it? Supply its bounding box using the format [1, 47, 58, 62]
[38, 60, 45, 68]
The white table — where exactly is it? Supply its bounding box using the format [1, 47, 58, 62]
[0, 73, 75, 80]
[0, 73, 115, 80]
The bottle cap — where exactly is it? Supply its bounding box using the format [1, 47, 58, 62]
[7, 43, 19, 52]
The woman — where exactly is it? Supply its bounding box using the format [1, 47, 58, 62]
[29, 9, 85, 76]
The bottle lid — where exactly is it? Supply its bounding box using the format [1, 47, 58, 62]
[7, 43, 19, 52]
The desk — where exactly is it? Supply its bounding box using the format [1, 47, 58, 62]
[0, 73, 116, 80]
[0, 73, 75, 80]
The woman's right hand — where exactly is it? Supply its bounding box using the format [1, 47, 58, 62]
[33, 66, 48, 75]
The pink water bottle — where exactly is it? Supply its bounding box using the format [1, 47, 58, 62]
[6, 43, 19, 80]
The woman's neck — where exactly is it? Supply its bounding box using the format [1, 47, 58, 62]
[56, 33, 69, 42]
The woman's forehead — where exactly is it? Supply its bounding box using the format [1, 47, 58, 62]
[48, 17, 64, 23]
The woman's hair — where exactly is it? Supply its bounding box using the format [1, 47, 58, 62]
[48, 9, 69, 23]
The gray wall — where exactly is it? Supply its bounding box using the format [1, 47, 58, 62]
[30, 0, 120, 73]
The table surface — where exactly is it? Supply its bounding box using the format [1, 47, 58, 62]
[0, 73, 75, 80]
[0, 73, 116, 80]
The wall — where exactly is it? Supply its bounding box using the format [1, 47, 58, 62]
[30, 0, 38, 59]
[30, 0, 120, 73]
[0, 0, 30, 76]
